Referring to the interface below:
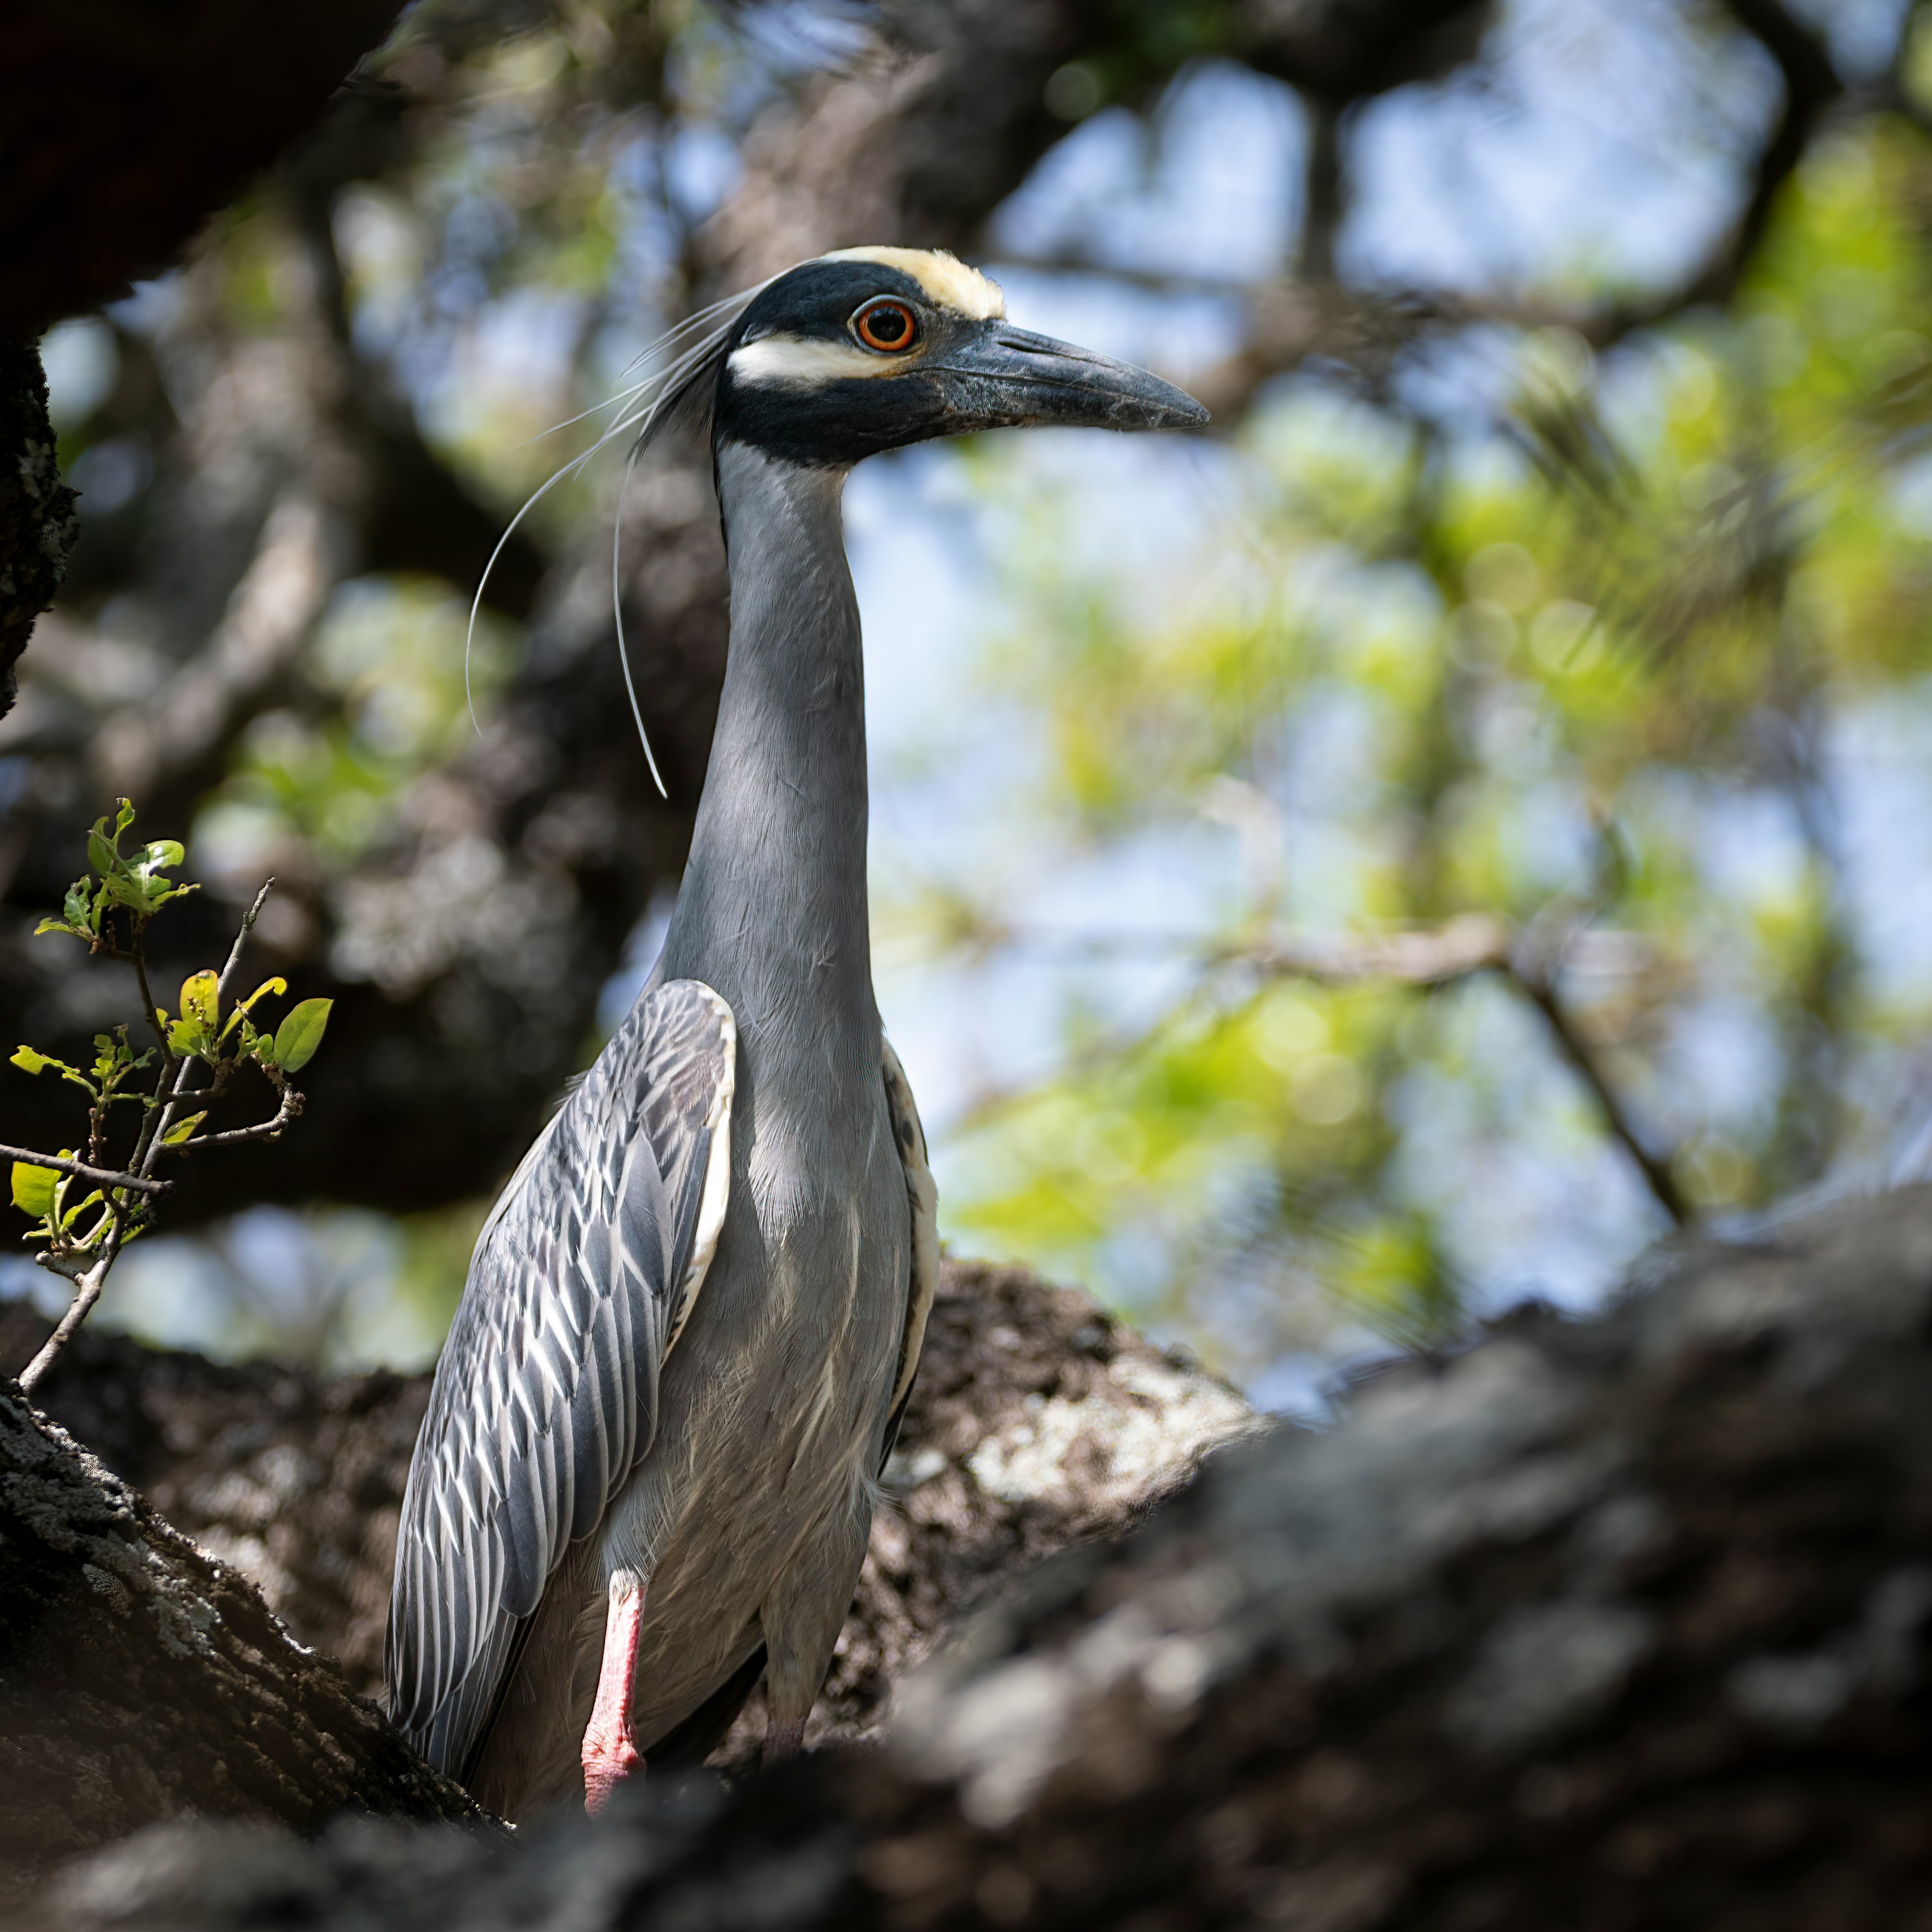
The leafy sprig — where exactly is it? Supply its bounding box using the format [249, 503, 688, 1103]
[5, 800, 332, 1393]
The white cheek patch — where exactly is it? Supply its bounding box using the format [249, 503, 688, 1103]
[729, 335, 903, 388]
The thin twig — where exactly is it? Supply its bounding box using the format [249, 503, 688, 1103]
[215, 878, 275, 1001]
[1505, 962, 1691, 1228]
[185, 1089, 302, 1150]
[18, 1204, 125, 1395]
[129, 943, 170, 1058]
[1243, 915, 1513, 986]
[136, 878, 277, 1173]
[0, 1145, 169, 1196]
[141, 1052, 205, 1182]
[126, 1044, 177, 1177]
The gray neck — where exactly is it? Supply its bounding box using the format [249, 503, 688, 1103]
[657, 441, 875, 1062]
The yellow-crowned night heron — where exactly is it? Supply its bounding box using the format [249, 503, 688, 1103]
[385, 248, 1208, 1818]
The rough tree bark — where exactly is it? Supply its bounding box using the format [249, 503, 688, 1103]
[0, 0, 406, 340]
[0, 341, 80, 717]
[0, 1381, 486, 1888]
[0, 0, 406, 724]
[25, 1188, 1932, 1930]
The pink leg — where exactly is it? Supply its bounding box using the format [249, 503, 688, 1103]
[582, 1568, 646, 1815]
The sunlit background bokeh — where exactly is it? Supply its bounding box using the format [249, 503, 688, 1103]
[12, 0, 1932, 1415]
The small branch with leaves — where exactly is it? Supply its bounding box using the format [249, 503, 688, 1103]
[6, 799, 332, 1394]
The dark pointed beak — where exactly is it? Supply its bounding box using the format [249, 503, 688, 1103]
[927, 323, 1210, 434]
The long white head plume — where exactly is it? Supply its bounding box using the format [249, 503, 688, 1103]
[465, 281, 771, 796]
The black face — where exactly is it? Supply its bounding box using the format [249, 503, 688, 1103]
[713, 256, 1209, 469]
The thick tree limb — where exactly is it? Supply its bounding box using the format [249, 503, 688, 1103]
[0, 1378, 488, 1889]
[0, 343, 79, 721]
[35, 1187, 1932, 1929]
[0, 0, 405, 337]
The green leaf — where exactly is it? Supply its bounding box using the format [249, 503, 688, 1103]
[17, 1046, 91, 1095]
[100, 872, 151, 913]
[36, 880, 95, 938]
[113, 799, 136, 836]
[60, 1189, 103, 1229]
[179, 970, 220, 1032]
[221, 977, 286, 1041]
[87, 830, 117, 879]
[161, 1112, 207, 1147]
[168, 1018, 208, 1059]
[272, 997, 333, 1073]
[126, 840, 190, 917]
[11, 1162, 57, 1220]
[15, 1045, 90, 1092]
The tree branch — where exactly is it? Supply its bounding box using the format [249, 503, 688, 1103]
[183, 1088, 304, 1151]
[16, 876, 291, 1396]
[0, 1146, 168, 1196]
[949, 913, 1689, 1227]
[92, 491, 345, 809]
[1179, 0, 1852, 424]
[1242, 912, 1512, 984]
[131, 884, 273, 1183]
[1247, 919, 1692, 1225]
[213, 878, 275, 1003]
[1505, 958, 1692, 1227]
[18, 1222, 121, 1394]
[0, 1379, 488, 1882]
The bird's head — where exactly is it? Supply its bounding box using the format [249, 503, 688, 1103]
[709, 247, 1209, 465]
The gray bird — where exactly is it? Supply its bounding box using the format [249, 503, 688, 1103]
[385, 247, 1208, 1819]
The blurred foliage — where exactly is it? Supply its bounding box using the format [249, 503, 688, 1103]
[35, 1194, 495, 1375]
[200, 579, 519, 876]
[20, 0, 1932, 1391]
[929, 113, 1932, 1377]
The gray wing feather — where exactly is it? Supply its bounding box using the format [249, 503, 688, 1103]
[881, 1037, 939, 1433]
[386, 979, 736, 1773]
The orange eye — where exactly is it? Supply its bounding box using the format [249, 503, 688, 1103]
[854, 298, 919, 353]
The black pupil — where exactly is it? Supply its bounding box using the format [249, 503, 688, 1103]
[867, 305, 909, 344]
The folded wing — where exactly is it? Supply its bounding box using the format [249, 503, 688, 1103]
[386, 979, 735, 1776]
